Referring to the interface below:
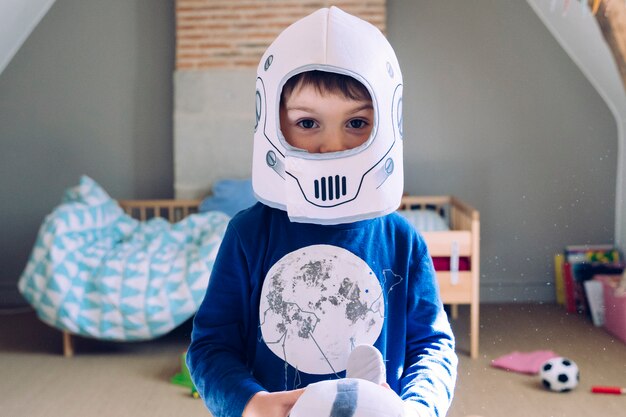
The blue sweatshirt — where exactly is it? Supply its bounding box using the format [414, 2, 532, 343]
[187, 202, 457, 417]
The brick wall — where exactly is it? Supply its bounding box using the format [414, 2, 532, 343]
[176, 0, 387, 70]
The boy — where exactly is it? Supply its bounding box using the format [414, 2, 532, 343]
[187, 7, 457, 417]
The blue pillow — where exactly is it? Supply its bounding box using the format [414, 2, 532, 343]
[199, 178, 257, 217]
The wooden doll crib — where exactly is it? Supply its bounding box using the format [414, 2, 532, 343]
[398, 196, 480, 359]
[62, 196, 480, 358]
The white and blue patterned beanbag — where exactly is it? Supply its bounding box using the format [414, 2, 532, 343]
[18, 176, 230, 341]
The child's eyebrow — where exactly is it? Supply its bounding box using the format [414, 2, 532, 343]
[350, 103, 374, 113]
[284, 102, 373, 113]
[284, 105, 317, 112]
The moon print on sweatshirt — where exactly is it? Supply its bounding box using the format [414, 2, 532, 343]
[259, 244, 385, 375]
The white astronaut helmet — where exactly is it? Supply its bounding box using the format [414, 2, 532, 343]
[252, 6, 404, 225]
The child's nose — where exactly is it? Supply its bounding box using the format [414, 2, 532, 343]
[319, 131, 348, 153]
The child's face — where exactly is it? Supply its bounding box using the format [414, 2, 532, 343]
[280, 84, 374, 153]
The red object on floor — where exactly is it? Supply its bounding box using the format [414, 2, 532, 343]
[591, 386, 626, 394]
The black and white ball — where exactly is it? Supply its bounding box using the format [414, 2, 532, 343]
[539, 357, 579, 392]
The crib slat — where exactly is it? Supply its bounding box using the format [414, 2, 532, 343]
[118, 200, 201, 223]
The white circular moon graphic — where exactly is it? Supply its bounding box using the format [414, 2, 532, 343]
[259, 244, 384, 375]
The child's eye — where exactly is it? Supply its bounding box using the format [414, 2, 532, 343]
[348, 119, 368, 129]
[297, 119, 317, 129]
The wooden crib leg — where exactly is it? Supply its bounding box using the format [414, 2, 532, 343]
[470, 301, 479, 359]
[63, 331, 74, 357]
[450, 304, 459, 319]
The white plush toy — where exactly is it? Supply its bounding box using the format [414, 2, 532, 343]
[289, 345, 407, 417]
[289, 378, 406, 417]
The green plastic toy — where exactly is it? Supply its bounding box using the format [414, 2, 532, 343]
[171, 352, 200, 398]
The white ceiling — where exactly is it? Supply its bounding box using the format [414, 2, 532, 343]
[0, 0, 56, 75]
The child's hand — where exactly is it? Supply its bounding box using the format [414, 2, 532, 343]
[242, 389, 305, 417]
[378, 383, 424, 417]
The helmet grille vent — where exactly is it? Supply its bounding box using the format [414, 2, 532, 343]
[314, 175, 347, 201]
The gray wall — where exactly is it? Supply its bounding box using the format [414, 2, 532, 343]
[0, 0, 618, 305]
[174, 69, 255, 199]
[388, 0, 617, 301]
[0, 0, 174, 304]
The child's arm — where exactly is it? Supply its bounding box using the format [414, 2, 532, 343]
[187, 223, 266, 417]
[400, 248, 458, 417]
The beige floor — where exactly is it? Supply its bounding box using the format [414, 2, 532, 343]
[0, 303, 624, 417]
[449, 304, 626, 417]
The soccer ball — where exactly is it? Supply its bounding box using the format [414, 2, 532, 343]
[539, 357, 579, 392]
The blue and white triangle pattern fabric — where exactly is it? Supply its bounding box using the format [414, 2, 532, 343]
[18, 176, 229, 341]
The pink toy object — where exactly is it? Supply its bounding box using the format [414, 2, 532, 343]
[595, 275, 626, 344]
[491, 350, 559, 375]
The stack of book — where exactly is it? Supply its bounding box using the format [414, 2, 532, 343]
[554, 244, 624, 316]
